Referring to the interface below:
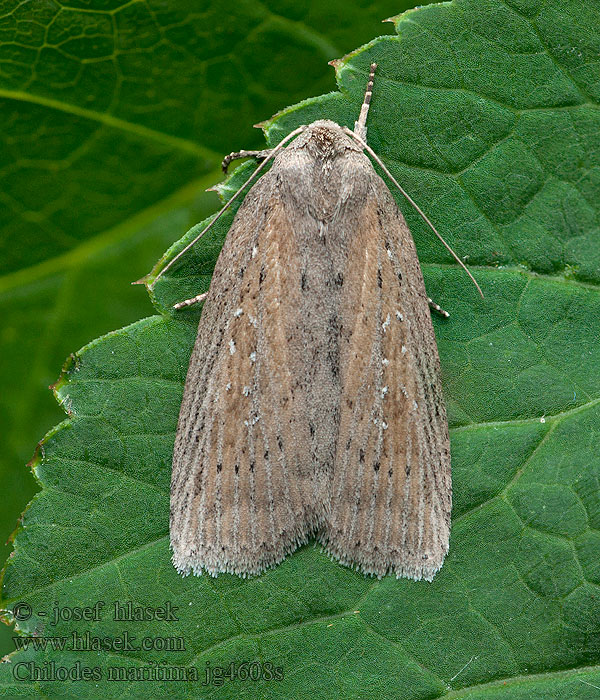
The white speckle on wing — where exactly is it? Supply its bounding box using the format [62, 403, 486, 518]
[243, 386, 251, 396]
[387, 249, 392, 259]
[229, 339, 236, 354]
[234, 307, 243, 317]
[225, 382, 231, 392]
[252, 245, 258, 258]
[396, 311, 403, 321]
[247, 314, 258, 327]
[382, 421, 388, 430]
[381, 386, 388, 398]
[413, 400, 418, 411]
[249, 351, 257, 363]
[382, 314, 391, 332]
[401, 345, 407, 354]
[244, 415, 260, 427]
[382, 358, 390, 366]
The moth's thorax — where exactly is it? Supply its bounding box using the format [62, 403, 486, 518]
[290, 120, 361, 160]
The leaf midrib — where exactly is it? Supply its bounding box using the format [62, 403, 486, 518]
[0, 172, 221, 295]
[445, 662, 600, 698]
[0, 88, 221, 161]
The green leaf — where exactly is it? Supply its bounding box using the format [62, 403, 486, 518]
[0, 0, 413, 658]
[2, 0, 600, 698]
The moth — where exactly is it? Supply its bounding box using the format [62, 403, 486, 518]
[154, 64, 481, 582]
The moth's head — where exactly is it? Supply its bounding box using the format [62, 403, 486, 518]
[292, 120, 359, 158]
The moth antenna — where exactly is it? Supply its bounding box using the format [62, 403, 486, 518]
[343, 126, 484, 298]
[150, 125, 308, 288]
[354, 62, 377, 142]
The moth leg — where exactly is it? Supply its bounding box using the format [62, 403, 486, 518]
[428, 297, 449, 318]
[173, 291, 208, 310]
[222, 149, 274, 173]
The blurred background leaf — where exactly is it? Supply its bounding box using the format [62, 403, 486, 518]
[0, 0, 431, 657]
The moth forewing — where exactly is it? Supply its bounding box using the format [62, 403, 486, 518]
[322, 176, 451, 582]
[169, 63, 453, 581]
[170, 170, 330, 577]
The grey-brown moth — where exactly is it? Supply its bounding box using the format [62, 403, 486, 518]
[156, 64, 480, 582]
